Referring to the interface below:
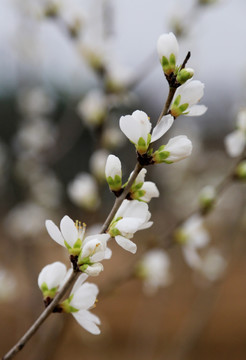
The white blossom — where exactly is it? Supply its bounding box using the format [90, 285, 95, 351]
[68, 173, 100, 210]
[138, 249, 171, 295]
[45, 215, 111, 274]
[90, 149, 109, 181]
[224, 109, 246, 157]
[154, 135, 192, 163]
[109, 200, 152, 254]
[119, 110, 174, 155]
[177, 215, 210, 269]
[77, 90, 107, 127]
[130, 168, 159, 202]
[170, 80, 207, 118]
[66, 274, 101, 335]
[38, 262, 68, 298]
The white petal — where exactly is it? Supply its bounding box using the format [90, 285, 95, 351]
[117, 217, 144, 235]
[186, 105, 207, 116]
[165, 135, 192, 162]
[175, 80, 204, 107]
[115, 235, 137, 254]
[134, 168, 147, 184]
[119, 114, 141, 144]
[73, 310, 101, 335]
[80, 239, 103, 259]
[71, 273, 88, 294]
[139, 221, 153, 230]
[85, 263, 104, 276]
[118, 200, 149, 220]
[141, 182, 159, 202]
[132, 110, 152, 142]
[151, 115, 174, 143]
[157, 32, 179, 60]
[104, 247, 112, 259]
[60, 215, 78, 247]
[224, 130, 245, 157]
[183, 246, 202, 269]
[70, 283, 98, 309]
[45, 220, 65, 247]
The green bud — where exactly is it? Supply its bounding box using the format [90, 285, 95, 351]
[174, 229, 188, 245]
[235, 161, 246, 180]
[177, 68, 194, 84]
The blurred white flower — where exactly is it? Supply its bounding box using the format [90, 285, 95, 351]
[109, 200, 152, 254]
[4, 202, 48, 240]
[68, 172, 100, 210]
[105, 61, 133, 93]
[17, 88, 54, 117]
[170, 80, 207, 118]
[14, 117, 56, 155]
[137, 249, 172, 295]
[46, 215, 111, 274]
[176, 215, 210, 269]
[77, 90, 107, 127]
[101, 127, 125, 150]
[199, 185, 216, 210]
[199, 248, 227, 281]
[90, 149, 109, 182]
[0, 268, 16, 301]
[130, 168, 159, 202]
[29, 170, 63, 208]
[225, 109, 246, 157]
[120, 110, 174, 155]
[63, 273, 101, 334]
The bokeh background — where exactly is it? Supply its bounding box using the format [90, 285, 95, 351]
[1, 0, 246, 359]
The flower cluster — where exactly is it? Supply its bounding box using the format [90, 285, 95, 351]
[38, 263, 100, 334]
[45, 215, 111, 276]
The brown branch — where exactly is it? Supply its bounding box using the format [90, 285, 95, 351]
[2, 271, 78, 360]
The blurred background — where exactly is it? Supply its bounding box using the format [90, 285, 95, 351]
[1, 0, 246, 359]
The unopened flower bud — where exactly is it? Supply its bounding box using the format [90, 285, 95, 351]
[199, 185, 216, 212]
[235, 160, 246, 180]
[157, 32, 179, 75]
[176, 68, 194, 84]
[105, 155, 122, 192]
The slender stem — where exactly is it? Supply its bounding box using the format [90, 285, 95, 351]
[2, 271, 78, 360]
[157, 87, 176, 124]
[100, 162, 143, 233]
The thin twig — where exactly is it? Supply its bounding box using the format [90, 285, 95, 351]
[2, 271, 78, 360]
